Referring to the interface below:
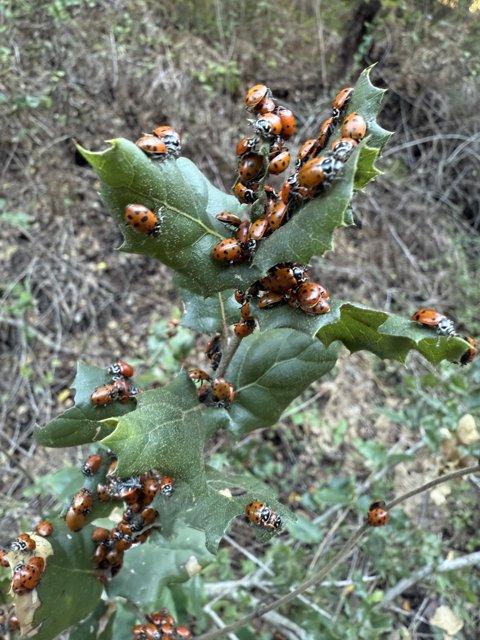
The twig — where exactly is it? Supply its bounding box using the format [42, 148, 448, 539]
[214, 335, 242, 379]
[378, 551, 480, 608]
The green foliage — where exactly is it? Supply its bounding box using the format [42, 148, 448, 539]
[25, 64, 479, 639]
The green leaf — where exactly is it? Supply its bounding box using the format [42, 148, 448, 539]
[79, 141, 262, 296]
[106, 525, 215, 608]
[256, 301, 470, 366]
[226, 328, 341, 434]
[181, 289, 241, 334]
[319, 303, 470, 364]
[23, 524, 102, 640]
[33, 362, 136, 448]
[100, 373, 229, 482]
[68, 601, 110, 640]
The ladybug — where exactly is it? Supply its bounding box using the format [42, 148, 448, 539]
[240, 302, 252, 320]
[141, 508, 158, 525]
[112, 377, 132, 404]
[234, 289, 246, 304]
[258, 96, 276, 114]
[238, 152, 264, 183]
[132, 624, 145, 637]
[147, 609, 174, 627]
[159, 476, 174, 496]
[124, 204, 161, 237]
[135, 135, 169, 158]
[313, 116, 336, 152]
[269, 149, 291, 175]
[245, 500, 271, 525]
[295, 281, 329, 310]
[297, 156, 328, 192]
[265, 201, 288, 232]
[253, 113, 283, 139]
[91, 527, 111, 543]
[235, 220, 251, 244]
[215, 211, 242, 229]
[211, 378, 235, 407]
[143, 623, 161, 640]
[82, 453, 103, 476]
[411, 308, 456, 336]
[296, 138, 317, 168]
[107, 360, 135, 378]
[11, 560, 43, 593]
[28, 556, 45, 574]
[96, 482, 111, 502]
[245, 84, 270, 110]
[236, 135, 258, 156]
[188, 369, 210, 382]
[234, 318, 256, 338]
[248, 218, 269, 242]
[0, 550, 10, 568]
[152, 125, 181, 151]
[261, 264, 309, 294]
[258, 292, 284, 309]
[176, 626, 193, 638]
[90, 383, 118, 407]
[276, 107, 297, 139]
[341, 112, 367, 141]
[142, 477, 159, 498]
[34, 520, 53, 537]
[367, 499, 389, 527]
[10, 533, 36, 553]
[330, 136, 358, 161]
[331, 87, 354, 117]
[211, 238, 246, 264]
[71, 488, 93, 514]
[205, 335, 222, 370]
[460, 336, 478, 366]
[233, 181, 257, 204]
[307, 298, 330, 315]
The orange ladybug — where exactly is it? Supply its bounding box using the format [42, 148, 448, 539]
[245, 500, 282, 530]
[35, 520, 53, 537]
[341, 112, 367, 141]
[245, 84, 270, 110]
[135, 134, 169, 158]
[276, 107, 296, 139]
[411, 308, 456, 336]
[10, 533, 36, 553]
[82, 453, 103, 476]
[367, 499, 389, 527]
[331, 87, 354, 116]
[107, 360, 134, 378]
[124, 204, 161, 237]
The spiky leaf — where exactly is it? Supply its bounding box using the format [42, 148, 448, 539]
[33, 362, 136, 448]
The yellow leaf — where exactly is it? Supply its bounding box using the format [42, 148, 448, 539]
[430, 605, 463, 635]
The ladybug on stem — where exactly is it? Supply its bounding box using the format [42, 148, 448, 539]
[367, 499, 389, 527]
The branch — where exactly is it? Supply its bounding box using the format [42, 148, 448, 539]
[378, 551, 480, 608]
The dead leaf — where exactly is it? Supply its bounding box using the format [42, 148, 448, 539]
[456, 414, 479, 445]
[430, 605, 463, 635]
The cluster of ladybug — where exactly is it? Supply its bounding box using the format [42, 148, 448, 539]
[0, 608, 19, 637]
[0, 521, 53, 596]
[239, 261, 330, 317]
[211, 83, 365, 265]
[367, 500, 389, 527]
[411, 308, 477, 365]
[132, 608, 192, 639]
[188, 370, 235, 409]
[244, 500, 282, 531]
[90, 360, 141, 407]
[123, 125, 182, 237]
[66, 452, 173, 581]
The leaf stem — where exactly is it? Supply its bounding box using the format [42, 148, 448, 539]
[196, 463, 480, 639]
[215, 335, 242, 379]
